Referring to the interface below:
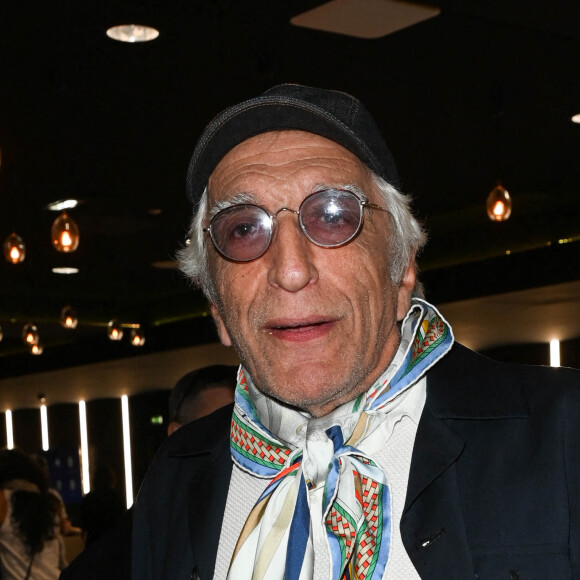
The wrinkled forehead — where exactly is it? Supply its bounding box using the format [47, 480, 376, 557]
[207, 129, 374, 206]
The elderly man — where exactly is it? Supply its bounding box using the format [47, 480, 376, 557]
[132, 85, 580, 580]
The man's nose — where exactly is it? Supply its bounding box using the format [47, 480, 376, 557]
[266, 212, 319, 292]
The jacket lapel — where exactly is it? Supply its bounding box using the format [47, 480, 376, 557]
[167, 404, 234, 580]
[401, 406, 475, 578]
[401, 343, 532, 578]
[188, 435, 233, 579]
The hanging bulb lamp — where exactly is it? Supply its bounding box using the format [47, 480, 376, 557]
[107, 319, 124, 341]
[51, 212, 80, 252]
[60, 306, 78, 329]
[486, 184, 512, 222]
[31, 343, 44, 355]
[130, 327, 146, 347]
[3, 232, 26, 264]
[22, 323, 40, 346]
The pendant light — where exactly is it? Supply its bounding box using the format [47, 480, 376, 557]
[486, 183, 512, 222]
[3, 232, 26, 264]
[51, 212, 80, 252]
[107, 319, 124, 341]
[130, 327, 146, 347]
[60, 306, 78, 329]
[31, 343, 44, 355]
[485, 90, 513, 223]
[22, 323, 40, 346]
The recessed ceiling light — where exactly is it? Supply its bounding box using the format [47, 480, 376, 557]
[52, 267, 79, 275]
[572, 113, 580, 124]
[106, 24, 159, 43]
[45, 199, 80, 212]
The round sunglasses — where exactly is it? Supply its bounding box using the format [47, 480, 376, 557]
[204, 188, 387, 262]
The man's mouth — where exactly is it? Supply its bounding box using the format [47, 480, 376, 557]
[265, 318, 336, 342]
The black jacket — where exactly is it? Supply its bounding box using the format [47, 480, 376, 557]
[131, 344, 580, 579]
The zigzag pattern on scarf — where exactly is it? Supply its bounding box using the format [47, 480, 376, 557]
[227, 299, 454, 580]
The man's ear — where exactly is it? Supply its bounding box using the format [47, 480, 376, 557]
[210, 303, 233, 347]
[396, 260, 416, 321]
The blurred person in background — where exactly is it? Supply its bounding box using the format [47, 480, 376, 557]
[31, 454, 78, 541]
[167, 364, 237, 435]
[59, 364, 237, 580]
[0, 448, 64, 580]
[31, 453, 81, 570]
[78, 463, 125, 547]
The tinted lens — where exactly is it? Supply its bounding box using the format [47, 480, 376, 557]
[300, 190, 362, 246]
[210, 205, 272, 261]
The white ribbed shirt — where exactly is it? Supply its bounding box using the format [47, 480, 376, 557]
[213, 378, 426, 579]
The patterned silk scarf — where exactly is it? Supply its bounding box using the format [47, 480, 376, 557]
[228, 299, 453, 580]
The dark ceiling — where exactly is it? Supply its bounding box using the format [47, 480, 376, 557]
[1, 0, 579, 381]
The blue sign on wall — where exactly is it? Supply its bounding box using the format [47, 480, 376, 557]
[44, 448, 83, 505]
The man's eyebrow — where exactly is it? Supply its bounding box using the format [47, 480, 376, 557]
[208, 184, 368, 218]
[208, 192, 258, 218]
[313, 183, 368, 199]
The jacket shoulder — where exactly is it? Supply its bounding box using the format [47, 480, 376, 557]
[426, 342, 580, 419]
[131, 403, 234, 580]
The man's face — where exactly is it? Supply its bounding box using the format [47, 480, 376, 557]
[206, 130, 415, 417]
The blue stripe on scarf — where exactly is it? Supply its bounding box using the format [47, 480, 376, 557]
[373, 304, 453, 409]
[391, 323, 452, 389]
[285, 476, 311, 580]
[235, 387, 280, 442]
[327, 528, 343, 579]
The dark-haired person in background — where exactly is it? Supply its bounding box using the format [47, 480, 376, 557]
[132, 84, 580, 580]
[78, 463, 125, 547]
[59, 364, 236, 580]
[167, 365, 237, 436]
[0, 448, 63, 580]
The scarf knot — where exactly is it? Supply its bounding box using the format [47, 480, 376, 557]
[228, 299, 453, 580]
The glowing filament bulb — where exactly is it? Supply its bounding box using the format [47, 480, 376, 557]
[486, 184, 512, 222]
[22, 323, 40, 345]
[3, 232, 26, 264]
[31, 343, 44, 355]
[61, 231, 72, 246]
[51, 212, 80, 252]
[130, 328, 146, 346]
[107, 319, 124, 341]
[60, 306, 78, 329]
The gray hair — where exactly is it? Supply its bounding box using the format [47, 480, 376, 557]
[371, 174, 427, 297]
[177, 173, 427, 303]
